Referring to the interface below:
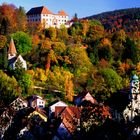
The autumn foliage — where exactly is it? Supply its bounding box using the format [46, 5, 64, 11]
[0, 3, 140, 103]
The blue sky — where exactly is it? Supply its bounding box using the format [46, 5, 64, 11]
[1, 0, 140, 18]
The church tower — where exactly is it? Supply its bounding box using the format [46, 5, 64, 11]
[8, 38, 17, 60]
[130, 74, 140, 119]
[123, 75, 140, 122]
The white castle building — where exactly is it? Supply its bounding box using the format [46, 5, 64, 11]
[26, 6, 70, 28]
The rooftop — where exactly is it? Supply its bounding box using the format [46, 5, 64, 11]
[27, 6, 68, 16]
[26, 6, 53, 15]
[8, 38, 17, 55]
[57, 10, 68, 16]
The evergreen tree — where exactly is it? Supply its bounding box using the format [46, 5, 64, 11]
[123, 37, 139, 64]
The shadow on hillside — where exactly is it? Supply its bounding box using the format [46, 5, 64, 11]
[106, 89, 130, 112]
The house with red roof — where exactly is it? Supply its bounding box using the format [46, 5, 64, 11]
[26, 6, 69, 28]
[49, 100, 67, 118]
[54, 106, 81, 139]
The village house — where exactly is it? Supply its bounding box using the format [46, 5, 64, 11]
[8, 38, 27, 70]
[26, 6, 70, 28]
[0, 97, 28, 139]
[17, 108, 48, 139]
[74, 91, 98, 106]
[28, 95, 46, 109]
[54, 106, 81, 140]
[28, 108, 47, 122]
[49, 100, 67, 118]
[9, 97, 28, 111]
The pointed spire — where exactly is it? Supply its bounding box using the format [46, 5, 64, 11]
[8, 38, 17, 55]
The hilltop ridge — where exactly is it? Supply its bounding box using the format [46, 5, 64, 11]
[84, 8, 140, 32]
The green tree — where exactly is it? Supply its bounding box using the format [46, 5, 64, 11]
[0, 46, 8, 69]
[0, 17, 9, 35]
[14, 58, 24, 70]
[0, 70, 21, 106]
[67, 46, 92, 70]
[98, 45, 113, 61]
[67, 46, 93, 89]
[0, 35, 7, 49]
[123, 37, 139, 64]
[87, 20, 104, 41]
[68, 21, 82, 37]
[87, 40, 100, 65]
[45, 27, 57, 40]
[57, 25, 68, 41]
[81, 19, 90, 36]
[92, 68, 122, 101]
[11, 31, 32, 54]
[99, 68, 122, 93]
[18, 73, 32, 94]
[51, 42, 66, 56]
[16, 6, 27, 32]
[47, 66, 74, 100]
[3, 45, 8, 69]
[112, 29, 126, 61]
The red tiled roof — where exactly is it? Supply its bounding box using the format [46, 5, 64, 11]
[66, 106, 81, 119]
[41, 6, 53, 14]
[56, 106, 81, 133]
[8, 38, 17, 55]
[26, 6, 53, 15]
[55, 106, 66, 117]
[57, 10, 68, 16]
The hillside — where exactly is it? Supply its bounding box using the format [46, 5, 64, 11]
[85, 8, 140, 32]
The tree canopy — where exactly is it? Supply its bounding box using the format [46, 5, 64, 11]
[11, 31, 32, 54]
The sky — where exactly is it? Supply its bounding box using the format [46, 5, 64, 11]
[0, 0, 140, 18]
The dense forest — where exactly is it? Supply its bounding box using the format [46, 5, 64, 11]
[85, 8, 140, 33]
[0, 3, 140, 139]
[0, 3, 140, 107]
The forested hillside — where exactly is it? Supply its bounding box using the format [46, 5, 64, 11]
[0, 3, 140, 106]
[85, 8, 140, 33]
[0, 3, 140, 139]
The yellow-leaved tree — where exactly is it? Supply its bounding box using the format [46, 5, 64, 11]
[47, 66, 74, 101]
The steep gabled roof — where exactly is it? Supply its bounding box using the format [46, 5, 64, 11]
[26, 6, 53, 15]
[49, 100, 67, 108]
[28, 108, 47, 122]
[8, 38, 17, 55]
[74, 91, 98, 107]
[55, 106, 66, 117]
[56, 106, 81, 133]
[57, 10, 68, 16]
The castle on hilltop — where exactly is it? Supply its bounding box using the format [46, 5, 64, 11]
[26, 6, 70, 28]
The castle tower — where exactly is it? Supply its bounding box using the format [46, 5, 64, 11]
[131, 74, 140, 98]
[130, 74, 140, 119]
[8, 38, 17, 60]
